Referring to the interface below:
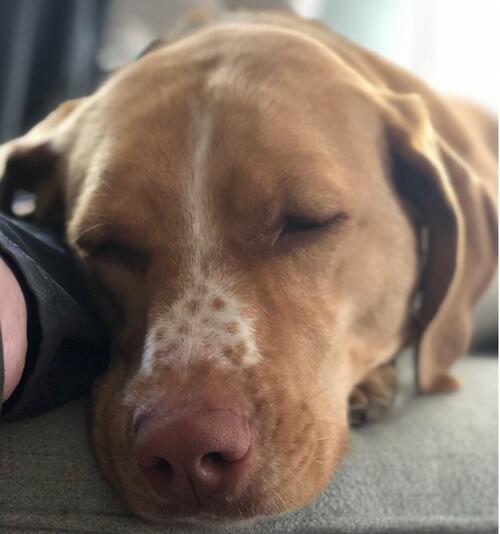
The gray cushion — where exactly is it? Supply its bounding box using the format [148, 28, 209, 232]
[0, 353, 497, 533]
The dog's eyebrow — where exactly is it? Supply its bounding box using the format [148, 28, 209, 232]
[278, 176, 349, 220]
[72, 220, 144, 253]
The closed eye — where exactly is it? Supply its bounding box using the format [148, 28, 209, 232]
[87, 240, 149, 269]
[279, 212, 349, 240]
[281, 216, 327, 234]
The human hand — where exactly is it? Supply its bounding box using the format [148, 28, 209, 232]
[0, 255, 27, 401]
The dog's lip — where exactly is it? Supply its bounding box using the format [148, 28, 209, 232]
[174, 512, 263, 528]
[136, 493, 278, 525]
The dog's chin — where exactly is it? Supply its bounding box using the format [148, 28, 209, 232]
[96, 440, 339, 528]
[174, 510, 295, 529]
[146, 512, 273, 529]
[129, 496, 296, 528]
[115, 467, 331, 527]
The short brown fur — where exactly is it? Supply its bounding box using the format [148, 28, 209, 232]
[0, 11, 496, 525]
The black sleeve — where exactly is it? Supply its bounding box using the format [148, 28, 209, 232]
[0, 213, 109, 421]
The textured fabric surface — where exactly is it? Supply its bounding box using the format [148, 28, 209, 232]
[0, 354, 497, 533]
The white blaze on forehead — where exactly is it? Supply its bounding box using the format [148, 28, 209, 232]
[188, 104, 216, 261]
[139, 105, 261, 376]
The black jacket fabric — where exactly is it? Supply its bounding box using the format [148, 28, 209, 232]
[0, 213, 108, 420]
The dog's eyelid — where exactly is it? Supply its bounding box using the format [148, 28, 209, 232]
[88, 239, 150, 264]
[281, 211, 349, 234]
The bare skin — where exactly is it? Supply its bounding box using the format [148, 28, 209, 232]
[0, 255, 27, 401]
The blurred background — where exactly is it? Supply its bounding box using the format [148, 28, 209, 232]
[0, 0, 497, 348]
[1, 0, 498, 141]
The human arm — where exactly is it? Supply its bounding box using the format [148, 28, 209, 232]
[0, 254, 27, 401]
[0, 213, 108, 420]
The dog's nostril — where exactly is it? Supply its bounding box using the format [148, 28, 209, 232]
[138, 457, 177, 501]
[153, 458, 174, 479]
[200, 452, 230, 471]
[139, 455, 175, 480]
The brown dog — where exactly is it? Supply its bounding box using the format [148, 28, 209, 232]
[0, 11, 497, 525]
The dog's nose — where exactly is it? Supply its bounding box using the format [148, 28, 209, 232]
[134, 409, 252, 505]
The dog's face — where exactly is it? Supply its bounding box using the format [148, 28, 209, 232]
[55, 26, 418, 522]
[4, 21, 492, 526]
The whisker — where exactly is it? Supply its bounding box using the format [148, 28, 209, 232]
[71, 221, 112, 242]
[314, 436, 331, 443]
[304, 383, 334, 404]
[236, 502, 244, 521]
[270, 486, 288, 513]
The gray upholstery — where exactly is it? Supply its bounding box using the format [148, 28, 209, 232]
[0, 353, 497, 533]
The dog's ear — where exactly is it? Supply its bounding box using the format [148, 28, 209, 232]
[0, 98, 85, 228]
[383, 93, 497, 393]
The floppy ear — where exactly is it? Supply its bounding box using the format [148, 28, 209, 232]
[0, 98, 84, 228]
[383, 93, 497, 393]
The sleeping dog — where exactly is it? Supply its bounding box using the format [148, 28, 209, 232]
[0, 10, 497, 525]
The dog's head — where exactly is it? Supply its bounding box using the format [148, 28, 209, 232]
[0, 21, 496, 524]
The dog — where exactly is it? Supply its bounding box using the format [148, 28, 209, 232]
[0, 10, 497, 525]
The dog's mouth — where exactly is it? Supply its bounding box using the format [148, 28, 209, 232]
[95, 408, 339, 524]
[119, 415, 340, 525]
[131, 489, 287, 525]
[91, 355, 345, 524]
[128, 406, 290, 522]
